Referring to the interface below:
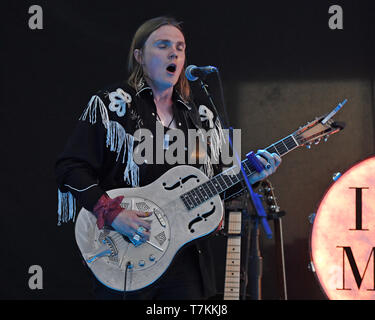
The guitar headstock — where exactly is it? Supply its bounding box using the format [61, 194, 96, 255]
[259, 179, 281, 216]
[292, 117, 345, 149]
[292, 100, 346, 149]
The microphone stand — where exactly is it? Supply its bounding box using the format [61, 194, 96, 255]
[197, 76, 272, 300]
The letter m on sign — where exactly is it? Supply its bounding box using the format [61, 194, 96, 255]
[337, 246, 375, 291]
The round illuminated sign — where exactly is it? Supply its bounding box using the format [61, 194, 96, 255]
[311, 156, 375, 300]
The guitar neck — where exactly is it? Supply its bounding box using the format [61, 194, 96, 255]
[180, 134, 299, 210]
[223, 211, 242, 300]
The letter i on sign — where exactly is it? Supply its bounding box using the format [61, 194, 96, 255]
[349, 187, 369, 231]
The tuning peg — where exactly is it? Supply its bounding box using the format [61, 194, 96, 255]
[308, 213, 316, 224]
[332, 172, 341, 181]
[306, 143, 312, 149]
[308, 261, 316, 272]
[314, 138, 321, 145]
[324, 135, 329, 142]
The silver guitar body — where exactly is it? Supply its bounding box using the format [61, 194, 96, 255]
[75, 165, 223, 292]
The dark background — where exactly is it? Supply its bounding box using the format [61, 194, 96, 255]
[1, 0, 375, 299]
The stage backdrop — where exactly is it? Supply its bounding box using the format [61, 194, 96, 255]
[1, 0, 374, 299]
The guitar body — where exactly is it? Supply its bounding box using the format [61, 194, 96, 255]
[75, 165, 224, 292]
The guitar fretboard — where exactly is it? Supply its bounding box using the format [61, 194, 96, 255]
[180, 134, 298, 210]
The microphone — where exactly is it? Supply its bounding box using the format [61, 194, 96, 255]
[185, 65, 218, 81]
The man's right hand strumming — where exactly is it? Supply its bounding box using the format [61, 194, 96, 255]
[111, 210, 152, 243]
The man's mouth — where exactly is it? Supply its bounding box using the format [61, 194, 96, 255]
[166, 64, 177, 73]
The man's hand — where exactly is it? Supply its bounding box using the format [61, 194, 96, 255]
[249, 149, 282, 185]
[111, 210, 152, 243]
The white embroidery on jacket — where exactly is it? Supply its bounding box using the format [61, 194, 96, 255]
[199, 105, 214, 128]
[198, 105, 225, 178]
[108, 88, 132, 117]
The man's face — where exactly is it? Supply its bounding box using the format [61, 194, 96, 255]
[137, 25, 186, 91]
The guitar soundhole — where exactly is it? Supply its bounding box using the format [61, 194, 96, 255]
[163, 174, 199, 191]
[188, 204, 216, 233]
